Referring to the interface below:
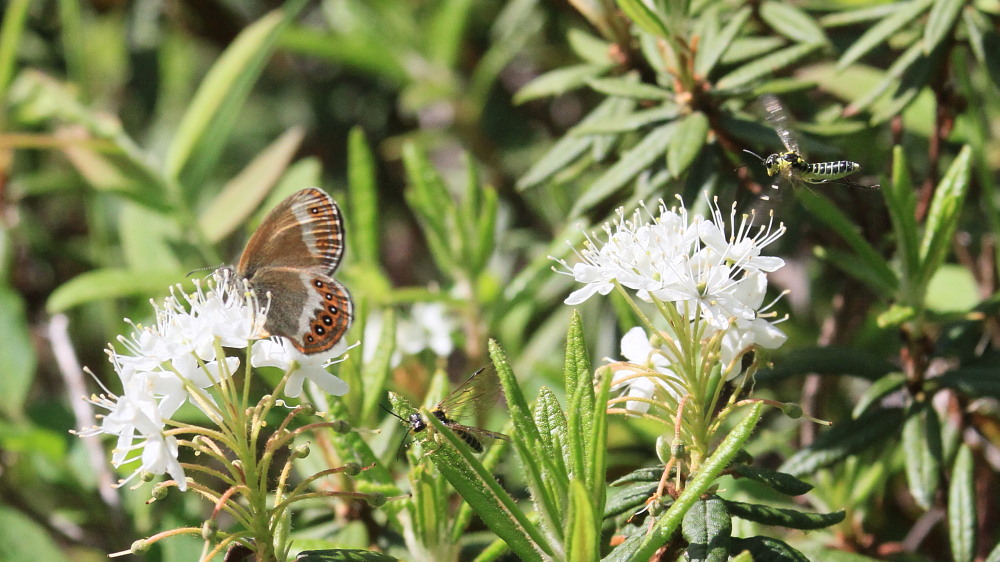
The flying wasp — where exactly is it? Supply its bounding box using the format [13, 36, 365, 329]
[743, 94, 877, 219]
[386, 366, 509, 454]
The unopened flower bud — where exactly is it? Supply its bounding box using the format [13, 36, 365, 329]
[293, 444, 310, 459]
[343, 462, 361, 476]
[781, 402, 803, 419]
[366, 492, 387, 507]
[330, 419, 351, 434]
[202, 519, 218, 541]
[130, 539, 150, 554]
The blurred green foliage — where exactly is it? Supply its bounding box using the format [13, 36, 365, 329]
[1, 0, 999, 560]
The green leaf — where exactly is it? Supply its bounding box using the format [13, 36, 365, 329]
[629, 403, 765, 560]
[359, 309, 396, 424]
[198, 126, 306, 243]
[923, 0, 964, 55]
[759, 1, 828, 46]
[883, 145, 921, 284]
[489, 340, 566, 545]
[716, 42, 822, 91]
[756, 346, 896, 383]
[948, 444, 976, 562]
[0, 288, 35, 418]
[986, 540, 1000, 562]
[917, 145, 972, 295]
[588, 368, 612, 508]
[604, 481, 660, 519]
[667, 111, 709, 178]
[426, 0, 473, 68]
[587, 76, 672, 100]
[616, 0, 670, 37]
[565, 479, 598, 562]
[682, 495, 732, 562]
[0, 0, 30, 104]
[514, 63, 613, 104]
[695, 8, 751, 77]
[518, 96, 635, 190]
[852, 373, 907, 417]
[424, 405, 550, 561]
[348, 127, 380, 267]
[534, 386, 570, 482]
[723, 500, 845, 530]
[567, 28, 613, 65]
[571, 121, 676, 217]
[728, 464, 813, 496]
[797, 189, 899, 294]
[934, 367, 1000, 398]
[0, 505, 69, 562]
[779, 407, 905, 477]
[163, 2, 307, 188]
[46, 268, 187, 313]
[729, 536, 809, 561]
[295, 549, 400, 561]
[847, 40, 924, 116]
[837, 0, 934, 70]
[565, 311, 594, 483]
[903, 402, 943, 510]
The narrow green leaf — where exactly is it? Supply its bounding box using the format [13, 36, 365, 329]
[565, 479, 598, 562]
[883, 145, 921, 283]
[359, 309, 396, 424]
[729, 536, 809, 561]
[518, 96, 635, 190]
[425, 406, 549, 561]
[666, 111, 709, 177]
[120, 203, 182, 272]
[0, 288, 35, 419]
[426, 0, 473, 68]
[514, 63, 613, 104]
[852, 373, 907, 418]
[0, 506, 68, 562]
[837, 0, 934, 69]
[724, 500, 845, 530]
[755, 345, 895, 383]
[918, 146, 972, 294]
[717, 42, 822, 91]
[0, 0, 30, 106]
[903, 402, 943, 510]
[820, 3, 905, 27]
[695, 8, 751, 77]
[490, 340, 566, 543]
[573, 104, 677, 135]
[566, 311, 594, 481]
[797, 190, 899, 294]
[588, 368, 612, 508]
[779, 407, 905, 477]
[986, 540, 1000, 562]
[869, 45, 940, 124]
[948, 444, 976, 562]
[295, 549, 399, 561]
[760, 2, 828, 46]
[534, 386, 570, 481]
[571, 121, 676, 217]
[473, 184, 499, 272]
[815, 246, 898, 297]
[277, 26, 407, 86]
[46, 269, 187, 313]
[728, 465, 813, 496]
[198, 127, 306, 243]
[630, 403, 765, 560]
[683, 495, 732, 562]
[604, 481, 660, 519]
[587, 76, 672, 100]
[348, 127, 380, 267]
[164, 2, 307, 187]
[610, 465, 669, 486]
[616, 0, 670, 37]
[846, 40, 924, 116]
[934, 368, 1000, 398]
[923, 0, 964, 55]
[567, 28, 613, 65]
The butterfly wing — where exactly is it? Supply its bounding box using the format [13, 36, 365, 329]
[237, 188, 346, 278]
[250, 268, 353, 354]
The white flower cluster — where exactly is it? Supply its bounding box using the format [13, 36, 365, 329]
[557, 198, 789, 414]
[363, 302, 458, 368]
[77, 273, 349, 491]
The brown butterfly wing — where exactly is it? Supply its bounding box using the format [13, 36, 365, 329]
[250, 268, 353, 354]
[236, 188, 345, 279]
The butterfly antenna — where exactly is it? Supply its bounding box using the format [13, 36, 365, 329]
[186, 264, 224, 278]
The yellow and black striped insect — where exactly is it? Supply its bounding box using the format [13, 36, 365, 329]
[387, 367, 509, 454]
[743, 94, 876, 214]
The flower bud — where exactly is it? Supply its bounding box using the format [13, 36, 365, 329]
[366, 492, 387, 507]
[202, 519, 218, 541]
[330, 419, 352, 434]
[293, 444, 310, 459]
[343, 462, 362, 476]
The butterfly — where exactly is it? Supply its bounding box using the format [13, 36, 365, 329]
[233, 188, 353, 354]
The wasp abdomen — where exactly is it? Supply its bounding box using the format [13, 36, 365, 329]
[803, 160, 860, 181]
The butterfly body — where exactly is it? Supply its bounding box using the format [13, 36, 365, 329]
[233, 188, 353, 354]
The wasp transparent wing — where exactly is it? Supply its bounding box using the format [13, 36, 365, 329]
[761, 94, 800, 154]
